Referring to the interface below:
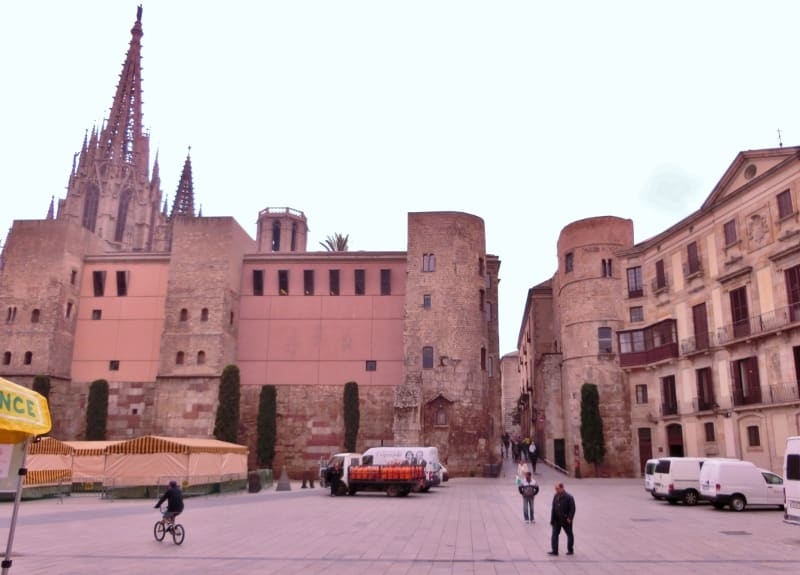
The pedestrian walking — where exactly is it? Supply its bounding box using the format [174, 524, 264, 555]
[528, 441, 539, 473]
[502, 432, 510, 459]
[517, 471, 539, 523]
[548, 482, 576, 556]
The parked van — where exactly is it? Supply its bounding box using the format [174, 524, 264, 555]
[784, 436, 800, 526]
[644, 458, 660, 498]
[699, 458, 784, 511]
[652, 457, 707, 505]
[362, 446, 442, 491]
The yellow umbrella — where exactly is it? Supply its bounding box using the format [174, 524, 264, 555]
[0, 377, 51, 575]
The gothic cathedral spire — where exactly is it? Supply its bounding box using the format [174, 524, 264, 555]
[57, 6, 165, 252]
[170, 150, 196, 219]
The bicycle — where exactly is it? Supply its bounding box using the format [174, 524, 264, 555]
[154, 507, 186, 545]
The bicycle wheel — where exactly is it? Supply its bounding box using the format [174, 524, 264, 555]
[153, 521, 166, 541]
[171, 523, 185, 545]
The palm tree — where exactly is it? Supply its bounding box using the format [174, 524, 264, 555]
[320, 233, 349, 252]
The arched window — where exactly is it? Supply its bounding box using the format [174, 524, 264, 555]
[179, 308, 188, 322]
[2, 352, 10, 365]
[197, 351, 206, 365]
[176, 351, 185, 365]
[435, 408, 448, 426]
[114, 188, 133, 242]
[24, 351, 33, 365]
[82, 184, 99, 232]
[271, 220, 281, 251]
[31, 309, 40, 323]
[200, 308, 209, 322]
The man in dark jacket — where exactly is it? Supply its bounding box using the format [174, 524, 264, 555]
[155, 480, 184, 525]
[548, 482, 576, 556]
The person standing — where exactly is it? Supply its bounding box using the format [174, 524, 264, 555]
[518, 471, 539, 523]
[548, 482, 576, 556]
[502, 432, 510, 459]
[327, 462, 343, 496]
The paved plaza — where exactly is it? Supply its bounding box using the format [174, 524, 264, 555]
[1, 458, 798, 574]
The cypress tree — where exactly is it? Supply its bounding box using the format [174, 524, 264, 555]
[213, 365, 241, 443]
[257, 385, 277, 468]
[580, 382, 606, 475]
[85, 379, 109, 440]
[32, 375, 51, 400]
[343, 381, 360, 452]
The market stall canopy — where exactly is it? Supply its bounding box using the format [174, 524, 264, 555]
[0, 377, 51, 442]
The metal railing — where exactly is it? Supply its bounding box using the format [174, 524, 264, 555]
[716, 304, 800, 345]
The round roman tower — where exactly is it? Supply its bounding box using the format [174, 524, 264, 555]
[555, 216, 633, 477]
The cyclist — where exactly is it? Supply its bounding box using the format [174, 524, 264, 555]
[154, 480, 184, 527]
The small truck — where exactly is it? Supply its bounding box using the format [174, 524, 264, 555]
[322, 452, 425, 497]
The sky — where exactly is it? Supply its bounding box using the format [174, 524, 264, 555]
[3, 1, 800, 356]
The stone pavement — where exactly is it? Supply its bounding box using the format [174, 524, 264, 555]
[0, 457, 798, 574]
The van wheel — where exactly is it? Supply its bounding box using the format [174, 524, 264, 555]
[386, 485, 400, 497]
[683, 490, 699, 506]
[730, 495, 746, 512]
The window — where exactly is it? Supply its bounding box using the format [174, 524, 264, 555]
[627, 266, 643, 298]
[109, 360, 120, 371]
[423, 294, 431, 309]
[114, 189, 132, 242]
[91, 308, 103, 321]
[5, 307, 16, 322]
[692, 302, 710, 350]
[654, 259, 666, 290]
[66, 301, 73, 319]
[565, 252, 574, 273]
[354, 269, 365, 295]
[271, 220, 281, 251]
[365, 360, 377, 372]
[252, 270, 264, 296]
[487, 356, 494, 377]
[730, 286, 750, 338]
[329, 270, 340, 296]
[201, 308, 209, 322]
[602, 259, 612, 277]
[598, 327, 613, 353]
[635, 384, 648, 404]
[2, 352, 10, 366]
[481, 347, 487, 370]
[478, 258, 484, 276]
[661, 375, 678, 415]
[704, 422, 716, 442]
[630, 306, 644, 322]
[696, 367, 714, 411]
[777, 189, 794, 219]
[422, 346, 434, 369]
[278, 270, 289, 295]
[197, 351, 206, 365]
[31, 309, 40, 323]
[747, 425, 761, 447]
[422, 253, 436, 272]
[304, 270, 314, 295]
[723, 219, 738, 246]
[291, 222, 297, 251]
[179, 308, 188, 322]
[70, 269, 77, 285]
[479, 290, 485, 312]
[23, 352, 32, 365]
[732, 356, 761, 405]
[380, 269, 391, 296]
[687, 241, 701, 275]
[92, 270, 106, 296]
[786, 264, 800, 322]
[435, 408, 448, 426]
[116, 270, 129, 296]
[176, 351, 185, 365]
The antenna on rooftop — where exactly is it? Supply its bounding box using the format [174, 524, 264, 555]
[777, 128, 783, 148]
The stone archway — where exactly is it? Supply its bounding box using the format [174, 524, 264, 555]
[666, 423, 684, 457]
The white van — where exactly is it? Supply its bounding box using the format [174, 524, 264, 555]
[652, 457, 707, 505]
[699, 459, 784, 511]
[644, 458, 660, 498]
[362, 446, 442, 491]
[784, 436, 800, 526]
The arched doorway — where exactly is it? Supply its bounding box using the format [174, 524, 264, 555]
[666, 423, 684, 456]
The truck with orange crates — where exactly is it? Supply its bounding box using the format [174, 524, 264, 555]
[322, 452, 425, 497]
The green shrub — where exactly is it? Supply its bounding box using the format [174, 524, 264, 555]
[32, 375, 51, 400]
[343, 381, 360, 452]
[257, 385, 277, 467]
[85, 379, 109, 440]
[213, 365, 241, 443]
[580, 383, 606, 472]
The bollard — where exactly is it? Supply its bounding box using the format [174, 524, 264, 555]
[310, 473, 315, 488]
[301, 471, 308, 488]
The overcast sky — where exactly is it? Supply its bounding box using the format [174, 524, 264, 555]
[3, 1, 800, 355]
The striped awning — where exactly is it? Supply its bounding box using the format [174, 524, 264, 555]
[105, 435, 248, 455]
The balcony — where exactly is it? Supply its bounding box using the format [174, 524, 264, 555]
[619, 319, 679, 368]
[651, 274, 669, 294]
[660, 401, 679, 417]
[692, 397, 718, 412]
[716, 303, 800, 345]
[731, 384, 800, 408]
